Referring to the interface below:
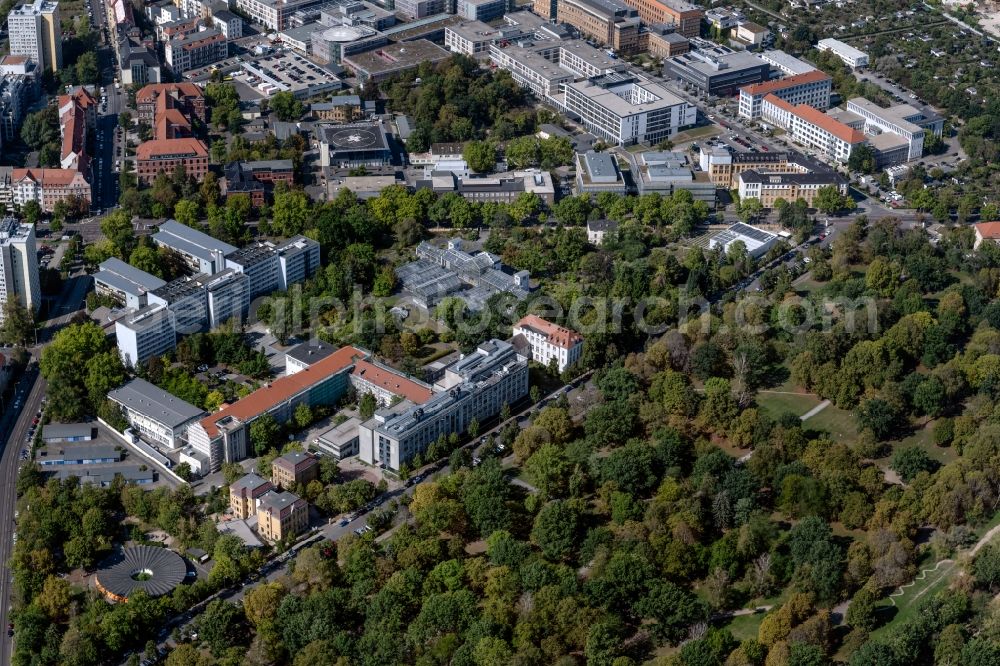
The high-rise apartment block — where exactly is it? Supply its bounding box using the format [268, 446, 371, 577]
[8, 0, 62, 73]
[0, 217, 40, 323]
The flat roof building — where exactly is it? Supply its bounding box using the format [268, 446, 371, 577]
[37, 443, 120, 465]
[318, 122, 393, 168]
[107, 378, 206, 450]
[94, 258, 167, 310]
[556, 0, 642, 54]
[709, 222, 780, 258]
[759, 50, 817, 76]
[0, 217, 41, 323]
[153, 219, 238, 275]
[563, 72, 696, 145]
[314, 416, 361, 459]
[576, 151, 627, 194]
[816, 38, 868, 69]
[341, 39, 450, 83]
[625, 0, 702, 37]
[845, 97, 939, 162]
[115, 303, 177, 367]
[666, 46, 770, 96]
[444, 20, 502, 58]
[627, 150, 715, 201]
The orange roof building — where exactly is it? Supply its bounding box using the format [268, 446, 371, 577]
[738, 70, 832, 119]
[512, 314, 584, 372]
[760, 94, 865, 163]
[136, 81, 209, 183]
[135, 82, 205, 123]
[188, 346, 367, 471]
[351, 359, 434, 406]
[136, 137, 209, 184]
[974, 222, 1000, 249]
[11, 168, 91, 213]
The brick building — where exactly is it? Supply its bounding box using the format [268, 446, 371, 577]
[271, 451, 319, 489]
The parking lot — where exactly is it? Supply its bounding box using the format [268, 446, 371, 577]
[186, 47, 342, 102]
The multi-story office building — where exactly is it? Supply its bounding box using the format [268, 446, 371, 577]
[318, 121, 394, 167]
[203, 269, 249, 328]
[737, 169, 847, 207]
[350, 358, 434, 407]
[698, 147, 831, 189]
[147, 275, 210, 336]
[153, 219, 237, 275]
[271, 451, 319, 489]
[165, 29, 228, 73]
[575, 151, 627, 194]
[222, 160, 295, 207]
[533, 0, 557, 19]
[647, 25, 689, 59]
[738, 70, 832, 120]
[844, 97, 941, 162]
[224, 243, 280, 302]
[512, 314, 583, 372]
[276, 235, 321, 291]
[623, 0, 702, 38]
[135, 83, 205, 125]
[627, 150, 715, 201]
[359, 339, 529, 471]
[0, 217, 40, 323]
[9, 168, 91, 212]
[666, 46, 770, 96]
[456, 0, 508, 21]
[94, 257, 166, 310]
[341, 40, 450, 83]
[563, 72, 696, 145]
[8, 0, 62, 73]
[394, 0, 447, 19]
[107, 378, 206, 449]
[229, 473, 274, 519]
[488, 40, 626, 99]
[256, 490, 308, 542]
[115, 303, 177, 367]
[445, 21, 503, 58]
[136, 137, 210, 184]
[188, 345, 365, 471]
[556, 0, 642, 54]
[816, 38, 868, 69]
[760, 94, 865, 163]
[232, 0, 322, 30]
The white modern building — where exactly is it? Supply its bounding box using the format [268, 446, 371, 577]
[738, 70, 832, 120]
[359, 339, 529, 471]
[816, 38, 868, 69]
[115, 303, 177, 367]
[0, 217, 40, 323]
[107, 378, 206, 449]
[445, 21, 502, 57]
[153, 219, 237, 275]
[8, 0, 62, 73]
[512, 314, 583, 372]
[760, 94, 865, 162]
[456, 0, 507, 21]
[94, 257, 166, 310]
[488, 39, 626, 99]
[563, 72, 696, 146]
[203, 269, 249, 329]
[225, 243, 280, 303]
[759, 50, 816, 76]
[844, 97, 940, 162]
[276, 235, 321, 291]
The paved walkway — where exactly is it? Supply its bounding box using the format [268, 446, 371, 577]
[799, 400, 831, 421]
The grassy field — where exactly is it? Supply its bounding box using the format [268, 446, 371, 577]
[672, 125, 723, 142]
[720, 612, 767, 642]
[757, 391, 822, 419]
[884, 421, 958, 466]
[801, 403, 858, 444]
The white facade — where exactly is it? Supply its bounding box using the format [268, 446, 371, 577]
[115, 303, 177, 367]
[563, 73, 696, 146]
[456, 0, 507, 21]
[845, 97, 925, 162]
[760, 96, 862, 163]
[204, 269, 249, 329]
[816, 38, 868, 68]
[445, 21, 500, 57]
[8, 0, 61, 73]
[107, 378, 205, 450]
[738, 71, 832, 120]
[276, 235, 320, 291]
[512, 315, 583, 372]
[359, 340, 529, 471]
[0, 218, 40, 323]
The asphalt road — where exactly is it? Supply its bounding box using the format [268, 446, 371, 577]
[0, 274, 93, 664]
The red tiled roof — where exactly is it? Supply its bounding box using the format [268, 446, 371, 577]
[351, 360, 434, 404]
[199, 346, 366, 438]
[763, 95, 864, 144]
[514, 314, 583, 349]
[975, 222, 1000, 239]
[136, 137, 208, 160]
[136, 82, 203, 104]
[741, 70, 831, 96]
[12, 168, 87, 186]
